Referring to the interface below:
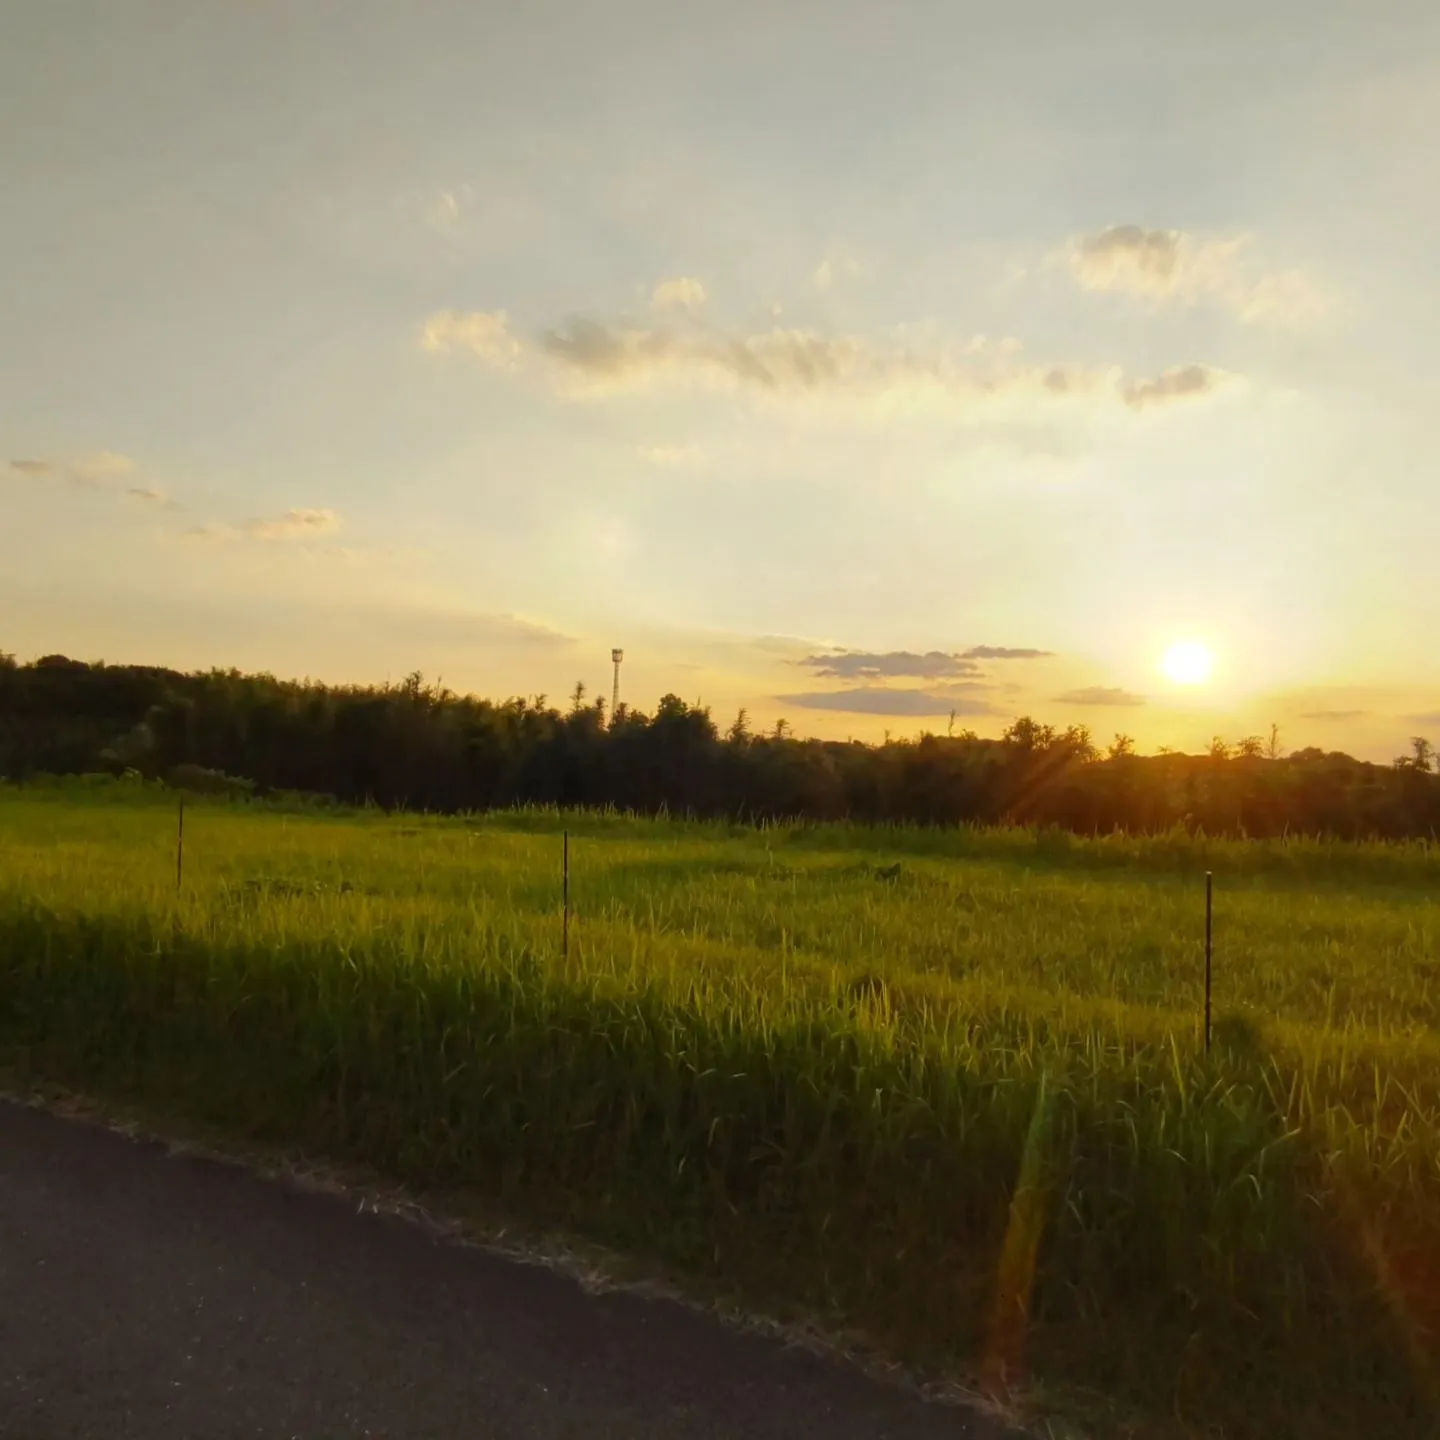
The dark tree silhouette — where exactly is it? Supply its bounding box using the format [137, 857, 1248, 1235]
[0, 654, 1436, 840]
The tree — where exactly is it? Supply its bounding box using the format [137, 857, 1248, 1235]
[1397, 736, 1435, 773]
[3, 651, 1438, 843]
[1003, 716, 1056, 752]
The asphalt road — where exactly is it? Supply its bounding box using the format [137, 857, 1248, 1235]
[0, 1100, 1012, 1439]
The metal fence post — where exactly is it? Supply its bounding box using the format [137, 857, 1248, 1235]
[1204, 870, 1213, 1054]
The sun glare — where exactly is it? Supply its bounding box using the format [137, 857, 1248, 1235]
[1160, 639, 1214, 686]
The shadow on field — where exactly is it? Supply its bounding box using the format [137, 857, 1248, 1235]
[583, 855, 932, 895]
[473, 810, 1440, 895]
[1025, 1013, 1438, 1437]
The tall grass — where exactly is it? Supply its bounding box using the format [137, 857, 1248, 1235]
[1, 787, 1438, 1437]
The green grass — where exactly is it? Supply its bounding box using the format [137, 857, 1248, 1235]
[2, 782, 1439, 1438]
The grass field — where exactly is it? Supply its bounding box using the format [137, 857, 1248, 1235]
[2, 781, 1439, 1438]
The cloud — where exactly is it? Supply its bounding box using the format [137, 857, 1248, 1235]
[70, 451, 134, 486]
[776, 687, 999, 717]
[10, 451, 181, 513]
[184, 508, 343, 542]
[423, 184, 477, 232]
[799, 650, 984, 681]
[962, 645, 1054, 660]
[1068, 225, 1324, 326]
[245, 508, 341, 541]
[537, 318, 872, 393]
[1407, 712, 1440, 727]
[637, 443, 704, 467]
[423, 305, 1231, 415]
[541, 317, 1229, 411]
[927, 681, 998, 702]
[1120, 364, 1227, 410]
[1072, 226, 1186, 293]
[749, 633, 824, 656]
[1231, 270, 1328, 326]
[431, 189, 460, 228]
[812, 255, 861, 292]
[66, 449, 133, 489]
[125, 486, 181, 510]
[420, 309, 522, 367]
[797, 646, 1052, 681]
[9, 452, 136, 488]
[650, 276, 707, 311]
[1298, 708, 1369, 722]
[1053, 686, 1147, 707]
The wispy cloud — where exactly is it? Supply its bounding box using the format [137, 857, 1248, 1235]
[963, 645, 1054, 660]
[184, 508, 343, 543]
[9, 451, 136, 489]
[929, 681, 999, 703]
[534, 317, 1214, 407]
[428, 184, 475, 231]
[1071, 226, 1185, 293]
[1407, 711, 1440, 727]
[650, 276, 707, 312]
[1053, 685, 1147, 707]
[535, 317, 872, 394]
[69, 451, 135, 486]
[812, 254, 862, 293]
[9, 451, 184, 512]
[246, 507, 341, 540]
[420, 309, 522, 367]
[1068, 225, 1324, 326]
[421, 303, 1232, 416]
[1119, 365, 1223, 410]
[798, 650, 984, 681]
[796, 645, 1052, 680]
[776, 687, 999, 717]
[1298, 708, 1369, 722]
[126, 485, 180, 510]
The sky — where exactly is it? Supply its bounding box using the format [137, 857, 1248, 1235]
[3, 0, 1438, 760]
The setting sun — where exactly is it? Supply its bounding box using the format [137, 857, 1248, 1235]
[1159, 639, 1215, 686]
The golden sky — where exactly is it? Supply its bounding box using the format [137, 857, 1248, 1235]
[3, 1, 1438, 760]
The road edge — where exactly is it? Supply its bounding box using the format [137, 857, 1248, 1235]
[1, 1074, 1104, 1438]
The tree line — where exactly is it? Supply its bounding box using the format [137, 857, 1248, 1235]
[2, 651, 1438, 840]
